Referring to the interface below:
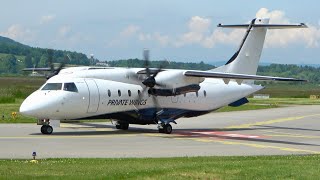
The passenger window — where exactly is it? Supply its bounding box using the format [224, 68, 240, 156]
[128, 90, 131, 97]
[42, 83, 62, 90]
[204, 90, 207, 97]
[118, 90, 121, 97]
[108, 90, 111, 97]
[63, 83, 78, 92]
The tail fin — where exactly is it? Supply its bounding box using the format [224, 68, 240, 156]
[212, 18, 307, 78]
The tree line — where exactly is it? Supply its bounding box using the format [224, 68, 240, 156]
[0, 36, 90, 74]
[107, 58, 215, 70]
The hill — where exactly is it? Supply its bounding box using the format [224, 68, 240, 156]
[0, 36, 90, 74]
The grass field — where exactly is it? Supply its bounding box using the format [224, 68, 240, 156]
[0, 155, 319, 179]
[258, 82, 320, 98]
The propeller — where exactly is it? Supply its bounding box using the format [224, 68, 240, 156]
[141, 49, 167, 88]
[135, 49, 169, 122]
[46, 49, 69, 80]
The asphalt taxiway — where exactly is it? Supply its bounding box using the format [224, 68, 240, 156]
[0, 105, 320, 159]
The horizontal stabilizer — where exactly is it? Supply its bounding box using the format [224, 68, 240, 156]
[217, 23, 307, 29]
[184, 70, 307, 82]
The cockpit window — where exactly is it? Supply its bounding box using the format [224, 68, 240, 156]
[63, 83, 78, 92]
[41, 83, 62, 90]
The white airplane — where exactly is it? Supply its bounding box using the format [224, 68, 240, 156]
[19, 18, 307, 134]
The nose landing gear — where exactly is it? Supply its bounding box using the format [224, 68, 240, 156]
[38, 119, 53, 134]
[40, 125, 53, 134]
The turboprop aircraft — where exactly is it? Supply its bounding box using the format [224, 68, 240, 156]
[20, 18, 307, 134]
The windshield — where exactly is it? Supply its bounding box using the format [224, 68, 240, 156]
[63, 83, 78, 92]
[41, 83, 62, 90]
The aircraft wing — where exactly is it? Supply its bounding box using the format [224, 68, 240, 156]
[184, 70, 307, 82]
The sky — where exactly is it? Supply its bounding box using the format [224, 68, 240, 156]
[0, 0, 320, 65]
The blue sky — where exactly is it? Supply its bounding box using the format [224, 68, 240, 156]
[0, 0, 319, 64]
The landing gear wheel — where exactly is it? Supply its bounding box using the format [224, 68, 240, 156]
[163, 124, 172, 134]
[121, 123, 129, 130]
[115, 122, 129, 130]
[115, 125, 121, 129]
[41, 125, 53, 134]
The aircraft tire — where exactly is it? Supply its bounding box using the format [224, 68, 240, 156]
[41, 125, 53, 134]
[163, 124, 172, 134]
[121, 123, 129, 130]
[41, 125, 46, 134]
[115, 124, 121, 129]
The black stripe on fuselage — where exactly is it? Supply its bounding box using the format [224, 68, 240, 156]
[225, 18, 256, 65]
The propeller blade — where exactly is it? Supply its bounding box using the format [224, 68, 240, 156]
[46, 53, 67, 80]
[47, 49, 54, 72]
[143, 49, 150, 78]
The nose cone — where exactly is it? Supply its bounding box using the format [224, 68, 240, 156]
[20, 91, 62, 118]
[20, 94, 40, 116]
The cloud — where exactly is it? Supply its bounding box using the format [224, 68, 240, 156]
[40, 15, 56, 24]
[0, 24, 35, 42]
[255, 8, 320, 48]
[58, 25, 71, 37]
[139, 32, 169, 46]
[175, 16, 211, 47]
[176, 8, 320, 49]
[109, 25, 169, 47]
[202, 29, 244, 48]
[120, 25, 140, 38]
[188, 16, 211, 33]
[108, 9, 320, 49]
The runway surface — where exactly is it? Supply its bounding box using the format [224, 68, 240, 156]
[1, 105, 320, 159]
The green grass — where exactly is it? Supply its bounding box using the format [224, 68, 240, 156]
[0, 99, 36, 123]
[249, 98, 320, 105]
[257, 83, 320, 98]
[0, 155, 319, 179]
[0, 77, 45, 104]
[217, 103, 278, 112]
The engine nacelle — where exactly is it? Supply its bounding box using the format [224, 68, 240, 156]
[148, 84, 200, 96]
[155, 70, 204, 88]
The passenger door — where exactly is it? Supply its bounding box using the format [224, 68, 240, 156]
[85, 79, 100, 113]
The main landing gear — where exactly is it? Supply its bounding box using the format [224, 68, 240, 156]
[157, 119, 176, 134]
[115, 121, 129, 130]
[158, 124, 172, 134]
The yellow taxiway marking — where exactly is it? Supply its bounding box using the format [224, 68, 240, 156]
[173, 137, 320, 154]
[226, 114, 320, 129]
[0, 134, 136, 139]
[266, 134, 320, 138]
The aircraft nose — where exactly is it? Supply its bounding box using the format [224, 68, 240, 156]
[19, 97, 38, 116]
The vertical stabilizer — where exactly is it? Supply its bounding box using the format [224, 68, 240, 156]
[212, 18, 269, 76]
[211, 18, 307, 84]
